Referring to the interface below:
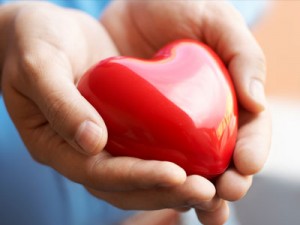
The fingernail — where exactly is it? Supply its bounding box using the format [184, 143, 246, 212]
[75, 120, 104, 155]
[250, 79, 266, 109]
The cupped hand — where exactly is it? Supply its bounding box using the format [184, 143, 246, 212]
[101, 1, 271, 224]
[0, 1, 219, 217]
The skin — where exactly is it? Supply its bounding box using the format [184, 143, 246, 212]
[0, 1, 271, 225]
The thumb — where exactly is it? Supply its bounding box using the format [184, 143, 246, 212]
[204, 2, 267, 113]
[228, 48, 267, 113]
[1, 4, 118, 156]
[23, 52, 108, 155]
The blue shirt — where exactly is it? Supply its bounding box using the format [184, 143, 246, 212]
[0, 1, 268, 225]
[0, 95, 134, 225]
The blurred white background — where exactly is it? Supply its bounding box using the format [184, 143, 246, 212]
[234, 98, 300, 225]
[232, 1, 300, 224]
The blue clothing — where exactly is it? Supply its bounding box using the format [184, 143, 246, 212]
[0, 95, 134, 225]
[0, 0, 110, 18]
[0, 1, 268, 225]
[0, 1, 135, 225]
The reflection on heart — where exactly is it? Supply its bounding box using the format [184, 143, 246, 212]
[78, 40, 238, 179]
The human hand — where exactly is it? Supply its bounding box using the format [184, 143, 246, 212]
[101, 0, 271, 224]
[0, 1, 219, 217]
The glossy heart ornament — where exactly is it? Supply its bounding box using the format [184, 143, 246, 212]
[78, 40, 238, 179]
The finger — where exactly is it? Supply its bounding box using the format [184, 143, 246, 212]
[3, 85, 186, 191]
[201, 2, 267, 113]
[216, 169, 253, 201]
[49, 139, 186, 190]
[8, 7, 119, 155]
[196, 201, 229, 225]
[15, 53, 108, 155]
[194, 196, 223, 212]
[113, 1, 267, 113]
[121, 209, 180, 225]
[104, 0, 203, 57]
[175, 207, 191, 212]
[38, 141, 186, 191]
[88, 175, 215, 210]
[234, 107, 272, 175]
[12, 42, 111, 156]
[85, 156, 187, 191]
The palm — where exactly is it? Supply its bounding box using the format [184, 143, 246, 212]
[101, 0, 271, 201]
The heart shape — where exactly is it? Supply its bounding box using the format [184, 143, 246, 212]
[78, 40, 238, 179]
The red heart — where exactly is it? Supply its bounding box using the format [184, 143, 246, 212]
[78, 40, 238, 179]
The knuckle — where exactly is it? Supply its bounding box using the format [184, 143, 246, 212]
[184, 196, 204, 208]
[27, 142, 52, 166]
[18, 51, 41, 85]
[44, 94, 68, 131]
[85, 154, 110, 189]
[254, 53, 267, 82]
[205, 1, 245, 25]
[43, 90, 80, 141]
[86, 157, 102, 187]
[14, 2, 59, 25]
[18, 45, 69, 87]
[199, 199, 223, 212]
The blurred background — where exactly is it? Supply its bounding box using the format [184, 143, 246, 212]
[233, 1, 300, 224]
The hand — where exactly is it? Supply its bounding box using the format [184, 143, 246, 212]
[101, 1, 271, 224]
[0, 1, 219, 218]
